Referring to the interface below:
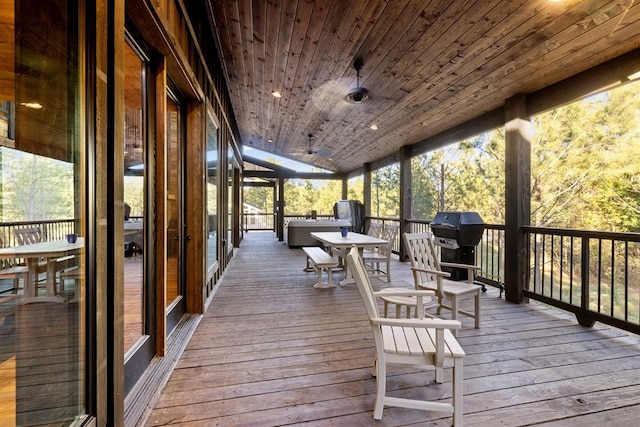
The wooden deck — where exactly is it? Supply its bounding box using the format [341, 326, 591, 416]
[144, 232, 640, 426]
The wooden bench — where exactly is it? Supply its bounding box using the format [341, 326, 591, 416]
[302, 247, 338, 289]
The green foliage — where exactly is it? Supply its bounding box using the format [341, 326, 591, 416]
[0, 148, 74, 221]
[371, 164, 400, 217]
[284, 179, 342, 215]
[411, 131, 505, 224]
[531, 82, 640, 231]
[243, 185, 272, 211]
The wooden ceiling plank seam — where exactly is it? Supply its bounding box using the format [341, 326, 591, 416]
[280, 0, 333, 153]
[283, 2, 378, 152]
[503, 7, 640, 99]
[268, 0, 299, 146]
[342, 0, 533, 147]
[358, 0, 611, 151]
[278, 0, 311, 107]
[418, 0, 627, 111]
[327, 0, 486, 158]
[254, 4, 270, 147]
[240, 0, 258, 132]
[274, 0, 315, 151]
[285, 0, 352, 154]
[251, 0, 267, 145]
[418, 1, 640, 131]
[245, 0, 288, 146]
[288, 1, 388, 144]
[212, 0, 640, 172]
[264, 0, 283, 143]
[237, 1, 258, 143]
[295, 0, 419, 149]
[212, 2, 241, 89]
[346, 0, 555, 136]
[222, 1, 250, 129]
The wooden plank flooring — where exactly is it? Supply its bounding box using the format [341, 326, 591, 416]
[145, 232, 640, 426]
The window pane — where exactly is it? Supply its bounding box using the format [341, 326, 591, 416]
[123, 41, 145, 354]
[0, 0, 87, 424]
[206, 113, 217, 271]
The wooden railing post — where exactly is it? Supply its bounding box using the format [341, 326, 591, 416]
[577, 236, 595, 327]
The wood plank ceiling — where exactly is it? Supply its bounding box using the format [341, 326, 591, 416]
[209, 0, 640, 173]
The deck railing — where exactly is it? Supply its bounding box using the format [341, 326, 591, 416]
[242, 212, 275, 231]
[5, 216, 638, 333]
[0, 219, 77, 268]
[524, 226, 640, 335]
[0, 219, 76, 246]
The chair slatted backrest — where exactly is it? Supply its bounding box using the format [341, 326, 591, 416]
[346, 246, 381, 320]
[403, 232, 443, 292]
[14, 227, 43, 245]
[366, 222, 383, 238]
[378, 224, 399, 255]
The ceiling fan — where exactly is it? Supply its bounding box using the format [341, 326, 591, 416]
[290, 133, 332, 158]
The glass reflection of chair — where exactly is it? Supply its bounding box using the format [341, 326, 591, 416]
[0, 233, 28, 294]
[13, 227, 43, 245]
[12, 227, 48, 292]
[13, 226, 78, 297]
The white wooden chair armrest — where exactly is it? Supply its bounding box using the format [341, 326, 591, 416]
[410, 266, 451, 278]
[440, 261, 481, 271]
[373, 289, 435, 298]
[370, 317, 461, 330]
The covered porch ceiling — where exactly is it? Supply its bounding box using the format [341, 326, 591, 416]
[208, 0, 640, 174]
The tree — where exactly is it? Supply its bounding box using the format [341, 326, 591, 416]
[0, 148, 74, 221]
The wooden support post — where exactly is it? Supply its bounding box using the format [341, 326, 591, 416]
[277, 177, 285, 241]
[504, 94, 531, 303]
[363, 163, 372, 229]
[399, 146, 412, 261]
[341, 177, 348, 200]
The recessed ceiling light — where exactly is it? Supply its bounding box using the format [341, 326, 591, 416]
[267, 139, 273, 143]
[272, 91, 282, 98]
[370, 124, 378, 130]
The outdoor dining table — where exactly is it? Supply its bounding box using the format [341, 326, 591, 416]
[310, 231, 389, 286]
[0, 237, 84, 303]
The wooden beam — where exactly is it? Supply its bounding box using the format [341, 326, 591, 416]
[504, 94, 530, 304]
[527, 48, 640, 116]
[244, 169, 345, 180]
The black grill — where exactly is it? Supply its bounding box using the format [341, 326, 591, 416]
[430, 211, 485, 281]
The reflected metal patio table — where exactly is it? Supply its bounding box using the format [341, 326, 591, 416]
[310, 231, 389, 286]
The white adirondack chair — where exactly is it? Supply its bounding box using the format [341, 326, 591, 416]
[404, 232, 481, 334]
[346, 246, 465, 425]
[363, 224, 399, 282]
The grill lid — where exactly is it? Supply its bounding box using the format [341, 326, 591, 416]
[430, 211, 485, 246]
